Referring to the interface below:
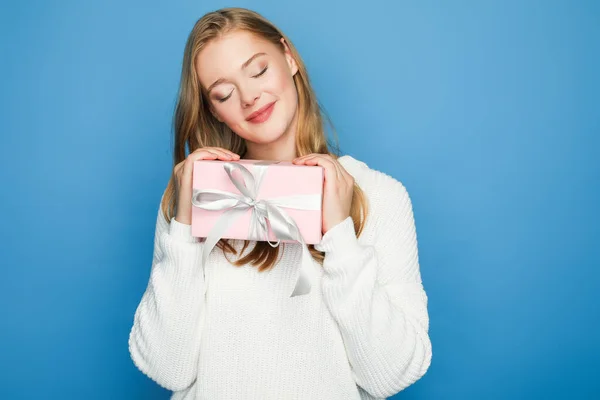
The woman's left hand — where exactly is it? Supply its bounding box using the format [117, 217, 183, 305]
[292, 154, 354, 235]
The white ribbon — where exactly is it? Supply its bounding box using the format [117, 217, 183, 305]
[191, 161, 321, 297]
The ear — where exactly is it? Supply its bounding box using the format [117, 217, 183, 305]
[280, 37, 299, 76]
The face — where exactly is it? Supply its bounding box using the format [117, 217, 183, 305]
[195, 30, 299, 148]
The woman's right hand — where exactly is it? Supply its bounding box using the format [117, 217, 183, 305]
[173, 147, 240, 225]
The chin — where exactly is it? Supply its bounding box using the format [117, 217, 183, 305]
[246, 132, 285, 146]
[242, 116, 292, 144]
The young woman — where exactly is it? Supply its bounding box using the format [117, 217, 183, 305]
[129, 7, 432, 400]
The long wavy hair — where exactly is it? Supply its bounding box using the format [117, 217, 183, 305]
[161, 7, 369, 271]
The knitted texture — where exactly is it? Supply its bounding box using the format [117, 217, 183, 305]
[128, 155, 432, 399]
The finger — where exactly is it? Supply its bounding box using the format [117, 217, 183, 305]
[180, 152, 217, 179]
[183, 148, 236, 181]
[299, 155, 341, 181]
[174, 159, 185, 172]
[173, 160, 187, 179]
[222, 149, 240, 158]
[191, 150, 220, 162]
[191, 147, 230, 160]
[292, 153, 316, 163]
[320, 155, 352, 184]
[330, 157, 352, 183]
[295, 153, 334, 164]
[196, 148, 234, 160]
[211, 147, 241, 159]
[195, 147, 239, 161]
[312, 155, 353, 186]
[323, 155, 346, 180]
[294, 154, 332, 172]
[303, 155, 341, 180]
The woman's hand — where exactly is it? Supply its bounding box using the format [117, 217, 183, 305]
[174, 147, 240, 225]
[293, 154, 354, 235]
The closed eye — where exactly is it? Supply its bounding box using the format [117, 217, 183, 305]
[216, 66, 267, 103]
[217, 90, 233, 103]
[253, 66, 268, 78]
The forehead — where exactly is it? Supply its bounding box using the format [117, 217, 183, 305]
[196, 30, 277, 87]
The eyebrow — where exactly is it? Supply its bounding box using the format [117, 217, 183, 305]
[206, 52, 267, 94]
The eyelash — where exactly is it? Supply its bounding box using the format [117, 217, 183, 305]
[254, 65, 268, 78]
[217, 66, 269, 103]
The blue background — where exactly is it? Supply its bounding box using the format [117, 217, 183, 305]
[1, 0, 598, 399]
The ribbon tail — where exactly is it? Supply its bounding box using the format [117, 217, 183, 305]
[290, 243, 313, 297]
[263, 203, 314, 297]
[201, 207, 249, 274]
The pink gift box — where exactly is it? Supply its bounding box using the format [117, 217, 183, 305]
[191, 159, 324, 244]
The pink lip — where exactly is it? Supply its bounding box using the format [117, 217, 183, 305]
[246, 101, 276, 123]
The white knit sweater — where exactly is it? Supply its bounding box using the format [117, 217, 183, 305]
[128, 155, 432, 400]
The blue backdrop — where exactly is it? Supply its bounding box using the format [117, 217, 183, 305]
[1, 0, 598, 399]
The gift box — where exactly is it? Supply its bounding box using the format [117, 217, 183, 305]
[191, 159, 323, 244]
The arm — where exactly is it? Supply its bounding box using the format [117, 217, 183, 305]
[315, 178, 432, 398]
[128, 198, 206, 391]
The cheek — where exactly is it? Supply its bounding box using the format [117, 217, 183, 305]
[215, 103, 250, 137]
[275, 70, 296, 95]
[269, 69, 298, 111]
[215, 103, 241, 124]
[259, 62, 295, 97]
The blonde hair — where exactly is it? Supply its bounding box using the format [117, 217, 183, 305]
[161, 7, 368, 271]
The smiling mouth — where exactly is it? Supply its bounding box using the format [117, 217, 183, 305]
[246, 101, 276, 123]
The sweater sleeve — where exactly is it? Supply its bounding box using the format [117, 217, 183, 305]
[128, 200, 207, 392]
[314, 176, 432, 398]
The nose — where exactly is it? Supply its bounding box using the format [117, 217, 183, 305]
[239, 82, 260, 108]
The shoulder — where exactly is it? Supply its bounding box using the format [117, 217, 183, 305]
[337, 154, 411, 204]
[337, 155, 417, 246]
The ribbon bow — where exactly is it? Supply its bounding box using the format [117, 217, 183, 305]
[191, 161, 321, 297]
